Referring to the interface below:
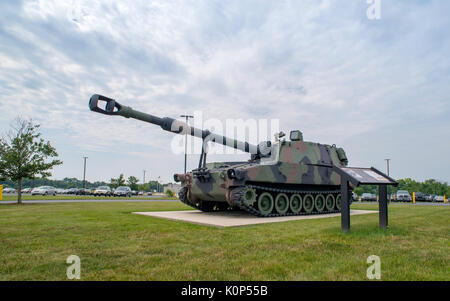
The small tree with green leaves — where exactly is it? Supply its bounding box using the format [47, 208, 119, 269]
[127, 176, 139, 191]
[165, 189, 174, 197]
[0, 118, 62, 204]
[110, 173, 126, 189]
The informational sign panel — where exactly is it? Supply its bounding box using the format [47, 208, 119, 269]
[340, 167, 396, 185]
[332, 166, 397, 232]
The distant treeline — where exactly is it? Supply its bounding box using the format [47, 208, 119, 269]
[354, 178, 449, 196]
[0, 177, 166, 192]
[2, 177, 447, 196]
[0, 177, 109, 189]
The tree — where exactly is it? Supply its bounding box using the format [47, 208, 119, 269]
[165, 189, 174, 197]
[137, 180, 161, 192]
[127, 176, 139, 191]
[110, 173, 126, 189]
[0, 118, 62, 204]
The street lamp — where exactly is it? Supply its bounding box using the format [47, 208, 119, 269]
[83, 156, 88, 189]
[180, 114, 194, 174]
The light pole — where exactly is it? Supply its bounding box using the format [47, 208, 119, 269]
[83, 156, 88, 189]
[158, 176, 161, 193]
[143, 170, 146, 185]
[180, 114, 194, 174]
[385, 159, 391, 201]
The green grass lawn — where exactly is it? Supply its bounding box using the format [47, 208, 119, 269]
[0, 202, 448, 280]
[1, 195, 177, 201]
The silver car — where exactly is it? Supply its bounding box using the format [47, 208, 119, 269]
[113, 186, 132, 197]
[93, 186, 112, 196]
[434, 195, 444, 202]
[396, 190, 412, 202]
[31, 186, 57, 196]
[3, 187, 17, 194]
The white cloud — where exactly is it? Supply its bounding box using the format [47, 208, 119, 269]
[0, 0, 449, 183]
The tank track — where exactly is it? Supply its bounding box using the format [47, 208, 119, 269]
[232, 184, 342, 217]
[179, 185, 344, 217]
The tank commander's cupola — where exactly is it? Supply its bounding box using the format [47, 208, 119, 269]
[290, 130, 303, 141]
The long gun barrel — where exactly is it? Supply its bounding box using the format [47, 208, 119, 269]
[89, 94, 264, 155]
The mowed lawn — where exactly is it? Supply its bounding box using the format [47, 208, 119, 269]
[0, 202, 448, 281]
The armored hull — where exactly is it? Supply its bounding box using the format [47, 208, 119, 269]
[176, 140, 349, 217]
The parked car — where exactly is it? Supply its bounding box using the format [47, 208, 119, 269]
[434, 195, 444, 202]
[76, 188, 91, 195]
[131, 190, 138, 196]
[93, 186, 112, 196]
[21, 188, 32, 194]
[147, 191, 152, 196]
[3, 187, 17, 193]
[425, 194, 435, 202]
[31, 186, 57, 196]
[66, 188, 78, 194]
[361, 193, 377, 202]
[138, 191, 144, 196]
[414, 192, 427, 202]
[395, 190, 412, 202]
[113, 186, 132, 197]
[56, 188, 65, 194]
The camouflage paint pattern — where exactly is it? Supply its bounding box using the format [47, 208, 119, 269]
[184, 140, 347, 204]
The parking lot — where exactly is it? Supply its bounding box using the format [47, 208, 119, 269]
[0, 191, 175, 204]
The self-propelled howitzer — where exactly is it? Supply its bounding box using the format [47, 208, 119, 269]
[89, 94, 350, 217]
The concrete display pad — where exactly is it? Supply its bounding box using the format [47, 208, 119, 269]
[132, 210, 377, 228]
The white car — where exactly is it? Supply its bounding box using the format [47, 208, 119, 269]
[395, 190, 412, 202]
[21, 188, 32, 193]
[31, 186, 57, 196]
[93, 186, 112, 196]
[56, 188, 65, 194]
[3, 187, 17, 193]
[434, 195, 444, 202]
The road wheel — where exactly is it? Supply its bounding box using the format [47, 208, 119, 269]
[257, 192, 274, 216]
[290, 194, 302, 214]
[325, 194, 335, 211]
[275, 193, 289, 215]
[336, 194, 342, 211]
[303, 194, 314, 213]
[315, 194, 326, 213]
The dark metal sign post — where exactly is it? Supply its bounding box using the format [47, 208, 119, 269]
[333, 166, 398, 233]
[379, 185, 388, 229]
[340, 177, 351, 232]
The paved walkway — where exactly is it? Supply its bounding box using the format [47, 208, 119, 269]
[133, 209, 377, 228]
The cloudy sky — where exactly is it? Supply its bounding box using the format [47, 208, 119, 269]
[1, 0, 449, 185]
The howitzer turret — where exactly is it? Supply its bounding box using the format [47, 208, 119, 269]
[89, 94, 350, 217]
